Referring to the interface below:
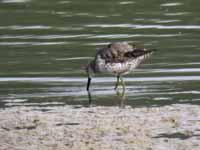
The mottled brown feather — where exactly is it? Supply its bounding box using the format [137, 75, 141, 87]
[96, 42, 153, 63]
[124, 49, 154, 58]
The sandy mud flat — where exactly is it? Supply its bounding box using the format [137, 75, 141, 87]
[0, 104, 200, 150]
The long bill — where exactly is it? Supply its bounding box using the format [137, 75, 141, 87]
[87, 77, 91, 91]
[86, 61, 94, 91]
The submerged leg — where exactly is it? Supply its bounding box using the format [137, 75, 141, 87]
[119, 76, 126, 96]
[86, 77, 91, 91]
[114, 75, 120, 90]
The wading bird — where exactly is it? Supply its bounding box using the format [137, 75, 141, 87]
[86, 42, 155, 93]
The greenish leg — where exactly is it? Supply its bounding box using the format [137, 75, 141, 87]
[119, 76, 126, 97]
[114, 75, 120, 90]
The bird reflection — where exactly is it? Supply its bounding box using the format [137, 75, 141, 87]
[87, 90, 92, 106]
[87, 88, 127, 108]
[116, 88, 126, 108]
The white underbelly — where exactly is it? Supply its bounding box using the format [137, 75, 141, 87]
[95, 56, 145, 75]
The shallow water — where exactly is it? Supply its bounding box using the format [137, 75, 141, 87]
[0, 0, 200, 108]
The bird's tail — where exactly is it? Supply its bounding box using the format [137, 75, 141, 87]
[143, 49, 156, 59]
[147, 49, 157, 53]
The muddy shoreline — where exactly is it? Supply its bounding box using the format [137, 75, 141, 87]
[0, 104, 200, 150]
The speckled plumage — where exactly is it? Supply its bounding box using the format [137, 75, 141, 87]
[87, 42, 154, 75]
[86, 42, 155, 91]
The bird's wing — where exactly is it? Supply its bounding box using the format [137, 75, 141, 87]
[96, 42, 134, 63]
[124, 48, 155, 59]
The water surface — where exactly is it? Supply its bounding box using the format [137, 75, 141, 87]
[0, 0, 200, 108]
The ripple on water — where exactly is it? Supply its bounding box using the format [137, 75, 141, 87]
[160, 2, 183, 7]
[0, 75, 199, 108]
[55, 57, 93, 61]
[0, 76, 200, 83]
[85, 24, 200, 29]
[0, 25, 51, 30]
[2, 99, 27, 103]
[0, 34, 92, 40]
[87, 34, 181, 39]
[164, 12, 190, 16]
[119, 1, 135, 5]
[0, 42, 66, 46]
[142, 68, 200, 73]
[1, 0, 31, 3]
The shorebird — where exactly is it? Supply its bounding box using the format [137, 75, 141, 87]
[86, 42, 155, 92]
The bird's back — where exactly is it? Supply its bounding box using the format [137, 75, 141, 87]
[93, 42, 154, 75]
[96, 42, 134, 63]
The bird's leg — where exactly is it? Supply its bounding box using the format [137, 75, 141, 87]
[114, 75, 120, 90]
[119, 76, 126, 96]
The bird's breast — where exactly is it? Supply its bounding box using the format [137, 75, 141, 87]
[95, 55, 143, 75]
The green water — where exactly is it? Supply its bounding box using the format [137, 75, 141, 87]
[0, 0, 200, 108]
